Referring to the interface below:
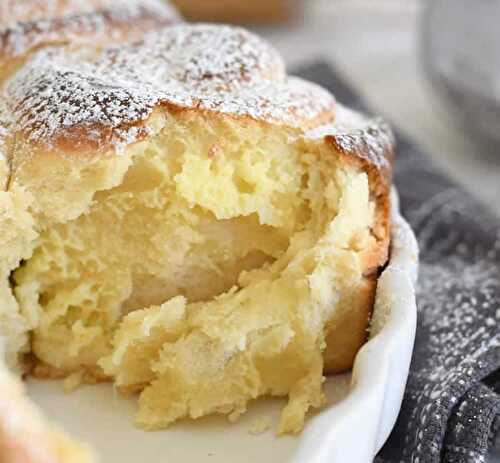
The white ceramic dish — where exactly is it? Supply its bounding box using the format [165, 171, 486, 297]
[28, 195, 419, 463]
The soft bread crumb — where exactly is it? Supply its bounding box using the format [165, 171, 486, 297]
[249, 416, 271, 435]
[9, 110, 378, 434]
[62, 371, 83, 393]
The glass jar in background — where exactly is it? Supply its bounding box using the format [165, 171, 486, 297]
[422, 0, 500, 146]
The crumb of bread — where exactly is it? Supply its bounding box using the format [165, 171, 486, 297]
[63, 371, 84, 393]
[249, 416, 271, 435]
[9, 110, 377, 434]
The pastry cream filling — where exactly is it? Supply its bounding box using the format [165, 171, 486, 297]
[11, 111, 375, 433]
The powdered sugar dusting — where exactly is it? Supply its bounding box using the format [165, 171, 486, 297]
[7, 50, 157, 149]
[305, 104, 393, 171]
[375, 161, 500, 460]
[399, 248, 500, 461]
[0, 0, 179, 29]
[4, 24, 335, 153]
[0, 0, 180, 63]
[0, 99, 11, 160]
[305, 104, 365, 138]
[104, 22, 286, 88]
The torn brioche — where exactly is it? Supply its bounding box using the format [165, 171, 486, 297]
[0, 0, 181, 84]
[0, 341, 94, 463]
[0, 21, 393, 444]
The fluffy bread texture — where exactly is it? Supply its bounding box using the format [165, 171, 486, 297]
[12, 109, 385, 433]
[0, 3, 180, 462]
[6, 107, 391, 434]
[0, 17, 393, 458]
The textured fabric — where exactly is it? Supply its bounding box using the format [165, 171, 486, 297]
[443, 383, 500, 462]
[296, 62, 500, 463]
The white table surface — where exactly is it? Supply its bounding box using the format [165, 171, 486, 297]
[258, 1, 500, 460]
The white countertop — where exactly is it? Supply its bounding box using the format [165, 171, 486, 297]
[257, 0, 500, 217]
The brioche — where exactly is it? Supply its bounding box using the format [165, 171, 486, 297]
[0, 0, 181, 83]
[1, 2, 179, 461]
[0, 14, 393, 458]
[171, 0, 297, 24]
[0, 343, 94, 463]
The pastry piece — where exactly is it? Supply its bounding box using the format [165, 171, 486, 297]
[0, 3, 180, 461]
[0, 0, 181, 83]
[171, 0, 298, 24]
[1, 23, 393, 436]
[0, 0, 180, 375]
[0, 342, 94, 463]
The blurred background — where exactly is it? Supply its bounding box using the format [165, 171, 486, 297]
[172, 0, 500, 218]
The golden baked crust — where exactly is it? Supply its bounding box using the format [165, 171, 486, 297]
[4, 24, 334, 162]
[0, 0, 181, 83]
[171, 0, 296, 24]
[2, 23, 392, 372]
[0, 0, 174, 26]
[0, 22, 394, 444]
[0, 4, 180, 461]
[304, 107, 393, 372]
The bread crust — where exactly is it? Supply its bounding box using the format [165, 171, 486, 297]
[0, 0, 181, 83]
[171, 0, 295, 24]
[0, 0, 176, 27]
[2, 24, 335, 165]
[31, 362, 109, 383]
[10, 106, 393, 377]
[6, 39, 393, 374]
[323, 276, 377, 373]
[0, 22, 394, 452]
[320, 117, 393, 372]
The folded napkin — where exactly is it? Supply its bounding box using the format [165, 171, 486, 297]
[296, 62, 500, 463]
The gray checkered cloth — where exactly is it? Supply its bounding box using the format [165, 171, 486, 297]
[296, 63, 500, 463]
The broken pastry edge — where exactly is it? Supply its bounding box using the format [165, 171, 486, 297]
[0, 106, 390, 438]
